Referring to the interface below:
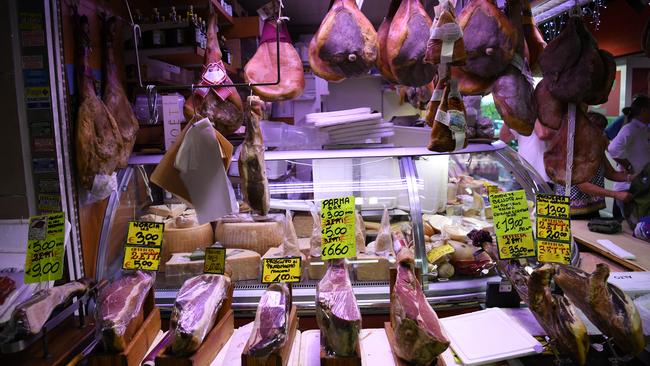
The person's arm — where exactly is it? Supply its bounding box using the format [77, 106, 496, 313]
[608, 126, 632, 172]
[576, 182, 633, 202]
[603, 154, 630, 182]
[499, 123, 515, 143]
[534, 122, 556, 141]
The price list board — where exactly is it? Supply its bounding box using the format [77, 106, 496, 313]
[489, 190, 536, 259]
[320, 197, 356, 260]
[536, 194, 572, 264]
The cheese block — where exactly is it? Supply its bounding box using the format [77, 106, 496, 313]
[307, 255, 327, 280]
[298, 237, 311, 258]
[226, 248, 261, 281]
[165, 249, 261, 282]
[215, 221, 283, 255]
[139, 214, 165, 223]
[355, 253, 390, 281]
[292, 213, 314, 238]
[148, 203, 187, 218]
[161, 222, 214, 271]
[425, 214, 451, 232]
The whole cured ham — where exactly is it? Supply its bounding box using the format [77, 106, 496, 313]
[554, 264, 645, 356]
[238, 96, 270, 216]
[244, 20, 304, 101]
[75, 14, 124, 190]
[534, 77, 565, 130]
[492, 63, 536, 136]
[184, 14, 243, 136]
[451, 66, 494, 95]
[391, 247, 449, 365]
[459, 0, 517, 78]
[170, 274, 230, 355]
[585, 50, 616, 105]
[245, 283, 290, 356]
[428, 78, 468, 152]
[316, 259, 361, 357]
[544, 108, 606, 185]
[387, 0, 436, 87]
[102, 16, 139, 168]
[99, 271, 153, 352]
[425, 1, 466, 66]
[538, 17, 606, 103]
[529, 265, 589, 366]
[376, 0, 401, 83]
[309, 0, 378, 81]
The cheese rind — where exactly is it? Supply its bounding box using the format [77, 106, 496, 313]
[165, 249, 262, 282]
[215, 221, 283, 255]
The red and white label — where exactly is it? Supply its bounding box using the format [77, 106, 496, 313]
[194, 61, 231, 101]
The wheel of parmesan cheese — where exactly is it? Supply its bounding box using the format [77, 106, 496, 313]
[214, 221, 284, 255]
[160, 223, 214, 271]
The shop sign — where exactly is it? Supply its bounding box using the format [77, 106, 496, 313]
[489, 190, 536, 259]
[122, 221, 164, 271]
[24, 212, 65, 283]
[204, 247, 226, 275]
[261, 257, 301, 284]
[536, 194, 572, 264]
[320, 196, 356, 260]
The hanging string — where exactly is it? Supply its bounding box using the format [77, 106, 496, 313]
[564, 103, 577, 196]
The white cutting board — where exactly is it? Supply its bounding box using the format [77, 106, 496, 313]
[440, 308, 543, 366]
[329, 131, 395, 144]
[300, 329, 396, 366]
[213, 322, 301, 366]
[318, 118, 383, 131]
[326, 122, 393, 136]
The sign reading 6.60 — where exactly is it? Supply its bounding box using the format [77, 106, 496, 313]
[320, 196, 356, 260]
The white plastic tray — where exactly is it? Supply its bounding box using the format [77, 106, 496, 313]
[440, 308, 543, 366]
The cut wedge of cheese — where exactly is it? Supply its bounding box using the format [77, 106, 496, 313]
[148, 203, 187, 218]
[355, 253, 390, 281]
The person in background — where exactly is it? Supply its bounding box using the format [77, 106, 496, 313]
[499, 121, 553, 189]
[608, 95, 650, 218]
[605, 95, 646, 140]
[557, 112, 632, 219]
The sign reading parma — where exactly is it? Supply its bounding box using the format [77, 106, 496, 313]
[320, 196, 356, 260]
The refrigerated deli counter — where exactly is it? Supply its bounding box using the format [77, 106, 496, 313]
[94, 141, 566, 314]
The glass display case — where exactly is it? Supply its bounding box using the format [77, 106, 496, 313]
[95, 141, 567, 314]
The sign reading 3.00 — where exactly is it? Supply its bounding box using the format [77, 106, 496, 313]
[126, 221, 164, 246]
[320, 196, 356, 260]
[123, 221, 164, 271]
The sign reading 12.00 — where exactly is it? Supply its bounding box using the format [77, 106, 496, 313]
[320, 196, 356, 260]
[122, 221, 164, 271]
[24, 212, 65, 283]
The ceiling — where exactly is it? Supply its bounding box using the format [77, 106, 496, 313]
[238, 0, 441, 33]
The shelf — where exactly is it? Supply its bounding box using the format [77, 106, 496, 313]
[143, 46, 205, 67]
[211, 0, 235, 25]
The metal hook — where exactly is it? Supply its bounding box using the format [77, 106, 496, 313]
[123, 0, 143, 88]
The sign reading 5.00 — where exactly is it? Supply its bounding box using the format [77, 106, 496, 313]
[24, 212, 65, 283]
[262, 257, 301, 283]
[320, 197, 356, 260]
[122, 246, 161, 271]
[126, 221, 164, 246]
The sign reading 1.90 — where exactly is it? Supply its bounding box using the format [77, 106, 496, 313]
[320, 196, 356, 260]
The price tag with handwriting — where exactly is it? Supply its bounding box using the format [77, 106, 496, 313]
[536, 194, 571, 264]
[262, 257, 302, 283]
[24, 212, 65, 283]
[126, 221, 164, 247]
[427, 244, 455, 264]
[122, 246, 161, 271]
[204, 247, 226, 275]
[489, 190, 536, 259]
[320, 197, 356, 260]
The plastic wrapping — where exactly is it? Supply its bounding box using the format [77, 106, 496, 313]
[391, 250, 450, 364]
[316, 259, 361, 357]
[0, 269, 39, 327]
[246, 283, 290, 357]
[170, 274, 230, 355]
[281, 210, 302, 257]
[374, 207, 393, 257]
[309, 203, 322, 258]
[98, 271, 154, 352]
[355, 211, 366, 254]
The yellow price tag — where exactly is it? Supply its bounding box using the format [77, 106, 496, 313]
[204, 247, 226, 275]
[536, 194, 570, 219]
[537, 240, 572, 264]
[489, 190, 536, 259]
[427, 244, 455, 264]
[485, 184, 500, 196]
[320, 197, 356, 260]
[262, 257, 302, 283]
[536, 194, 572, 264]
[537, 217, 571, 241]
[126, 221, 164, 247]
[24, 212, 65, 283]
[122, 246, 161, 271]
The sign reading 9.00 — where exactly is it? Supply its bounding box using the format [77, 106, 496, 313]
[24, 212, 65, 283]
[122, 221, 164, 271]
[320, 196, 356, 260]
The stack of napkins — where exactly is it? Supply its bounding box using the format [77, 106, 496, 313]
[305, 108, 394, 148]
